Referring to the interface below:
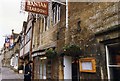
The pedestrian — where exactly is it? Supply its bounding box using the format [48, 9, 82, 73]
[24, 60, 32, 81]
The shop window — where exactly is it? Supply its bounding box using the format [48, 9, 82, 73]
[39, 59, 47, 79]
[34, 57, 39, 79]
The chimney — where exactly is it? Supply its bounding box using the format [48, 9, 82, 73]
[12, 29, 14, 34]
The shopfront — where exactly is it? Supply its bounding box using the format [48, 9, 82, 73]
[32, 51, 59, 80]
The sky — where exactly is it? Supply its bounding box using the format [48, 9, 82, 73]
[0, 0, 28, 49]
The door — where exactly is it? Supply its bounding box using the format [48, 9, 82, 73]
[64, 56, 72, 79]
[72, 59, 79, 81]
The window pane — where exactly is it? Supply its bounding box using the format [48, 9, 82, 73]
[43, 60, 46, 79]
[109, 67, 120, 80]
[40, 61, 42, 79]
[81, 62, 92, 70]
[108, 47, 120, 65]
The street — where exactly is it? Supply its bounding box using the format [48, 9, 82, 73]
[0, 1, 120, 80]
[0, 67, 24, 81]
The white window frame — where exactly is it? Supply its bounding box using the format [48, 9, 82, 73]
[105, 46, 110, 80]
[105, 44, 120, 80]
[46, 16, 49, 30]
[58, 6, 60, 22]
[52, 3, 61, 25]
[39, 59, 46, 79]
[44, 17, 46, 32]
[53, 7, 56, 24]
[57, 5, 59, 22]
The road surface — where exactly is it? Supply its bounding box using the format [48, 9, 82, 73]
[0, 67, 24, 81]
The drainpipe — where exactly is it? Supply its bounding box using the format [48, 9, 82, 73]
[65, 0, 69, 45]
[66, 0, 68, 29]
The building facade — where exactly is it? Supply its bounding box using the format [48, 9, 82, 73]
[65, 2, 120, 80]
[19, 14, 35, 63]
[0, 1, 119, 80]
[31, 1, 65, 79]
[2, 30, 19, 68]
[19, 1, 120, 81]
[10, 34, 20, 71]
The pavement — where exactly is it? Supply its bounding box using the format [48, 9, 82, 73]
[0, 67, 24, 81]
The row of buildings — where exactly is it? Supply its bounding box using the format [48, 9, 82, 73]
[1, 30, 19, 71]
[1, 1, 120, 80]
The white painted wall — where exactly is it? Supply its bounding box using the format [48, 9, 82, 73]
[14, 56, 18, 69]
[20, 48, 24, 57]
[0, 54, 2, 80]
[10, 57, 14, 66]
[64, 56, 72, 79]
[24, 41, 31, 55]
[10, 54, 18, 70]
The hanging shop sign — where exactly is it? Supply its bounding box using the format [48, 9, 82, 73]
[25, 1, 48, 15]
[5, 36, 10, 48]
[5, 43, 10, 48]
[4, 35, 14, 48]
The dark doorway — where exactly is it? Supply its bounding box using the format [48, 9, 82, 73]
[72, 60, 80, 81]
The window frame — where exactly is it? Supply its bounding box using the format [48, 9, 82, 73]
[52, 3, 61, 25]
[105, 43, 120, 80]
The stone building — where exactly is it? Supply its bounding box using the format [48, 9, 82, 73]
[19, 14, 35, 71]
[0, 47, 4, 67]
[10, 34, 20, 71]
[26, 1, 120, 81]
[2, 30, 19, 68]
[64, 2, 120, 80]
[31, 1, 66, 79]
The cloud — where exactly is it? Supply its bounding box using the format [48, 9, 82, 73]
[0, 0, 28, 48]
